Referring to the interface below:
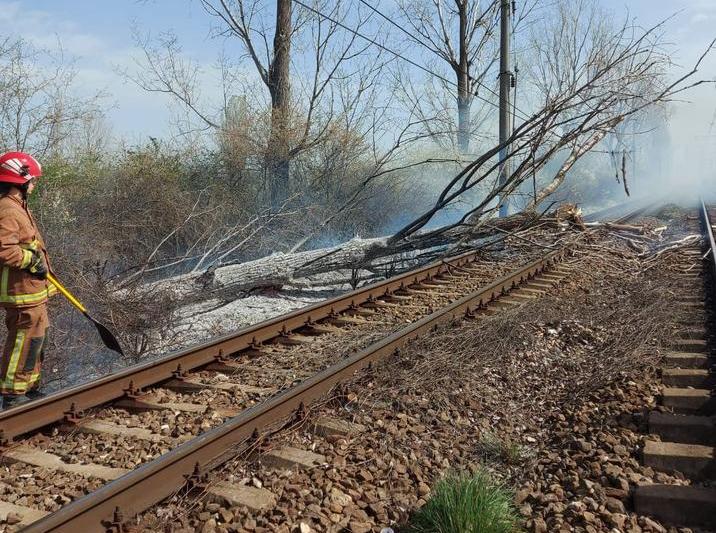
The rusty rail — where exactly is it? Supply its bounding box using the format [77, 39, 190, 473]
[24, 248, 566, 532]
[0, 250, 483, 442]
[11, 204, 650, 532]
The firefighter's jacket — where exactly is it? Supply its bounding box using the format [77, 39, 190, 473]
[0, 189, 55, 307]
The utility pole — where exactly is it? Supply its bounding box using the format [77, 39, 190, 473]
[497, 0, 512, 217]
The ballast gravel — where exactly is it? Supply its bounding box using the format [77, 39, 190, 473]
[134, 223, 701, 533]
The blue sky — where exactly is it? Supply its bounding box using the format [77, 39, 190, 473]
[10, 0, 226, 140]
[8, 0, 716, 152]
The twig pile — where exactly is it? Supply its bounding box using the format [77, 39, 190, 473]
[365, 234, 681, 426]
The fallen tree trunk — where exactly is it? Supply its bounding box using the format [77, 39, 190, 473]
[140, 211, 558, 302]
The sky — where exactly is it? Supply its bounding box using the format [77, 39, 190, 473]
[7, 0, 716, 186]
[6, 0, 228, 141]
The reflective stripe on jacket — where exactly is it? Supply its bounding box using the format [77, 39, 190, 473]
[0, 190, 55, 308]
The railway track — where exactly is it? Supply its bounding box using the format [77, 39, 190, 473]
[634, 200, 716, 530]
[0, 209, 645, 532]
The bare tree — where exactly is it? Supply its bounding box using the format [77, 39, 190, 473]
[0, 37, 103, 158]
[396, 0, 500, 153]
[390, 0, 703, 241]
[388, 0, 537, 154]
[199, 0, 293, 207]
[148, 1, 714, 300]
[128, 0, 399, 210]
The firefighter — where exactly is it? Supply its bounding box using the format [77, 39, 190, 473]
[0, 151, 55, 409]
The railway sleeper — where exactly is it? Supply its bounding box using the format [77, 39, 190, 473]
[663, 351, 712, 369]
[419, 278, 453, 286]
[642, 440, 716, 479]
[661, 387, 716, 414]
[272, 333, 316, 345]
[535, 273, 565, 282]
[548, 271, 571, 279]
[676, 327, 709, 340]
[344, 307, 376, 316]
[634, 484, 716, 530]
[512, 287, 546, 296]
[661, 368, 715, 388]
[503, 291, 538, 301]
[361, 300, 399, 309]
[312, 416, 365, 438]
[58, 419, 171, 444]
[671, 286, 705, 296]
[161, 376, 274, 395]
[429, 290, 474, 299]
[397, 288, 434, 296]
[258, 446, 326, 470]
[674, 294, 705, 302]
[0, 500, 48, 528]
[648, 411, 716, 446]
[325, 315, 369, 326]
[300, 323, 342, 335]
[521, 281, 554, 291]
[204, 482, 277, 512]
[669, 338, 709, 353]
[204, 358, 274, 373]
[113, 395, 239, 417]
[1, 444, 130, 481]
[379, 294, 412, 302]
[676, 300, 707, 310]
[219, 364, 295, 377]
[487, 298, 525, 309]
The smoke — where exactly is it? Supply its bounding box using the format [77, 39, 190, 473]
[621, 4, 716, 206]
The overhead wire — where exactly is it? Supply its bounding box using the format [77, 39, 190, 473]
[355, 0, 534, 123]
[296, 0, 598, 158]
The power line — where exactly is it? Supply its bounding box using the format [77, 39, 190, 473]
[357, 0, 528, 117]
[293, 0, 509, 115]
[357, 0, 534, 124]
[296, 0, 599, 156]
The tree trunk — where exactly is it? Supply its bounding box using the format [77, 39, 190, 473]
[456, 0, 471, 153]
[267, 0, 292, 208]
[145, 212, 541, 302]
[457, 77, 471, 153]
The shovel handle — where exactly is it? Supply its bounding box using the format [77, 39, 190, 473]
[46, 273, 87, 314]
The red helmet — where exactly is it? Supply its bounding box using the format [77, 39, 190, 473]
[0, 151, 42, 185]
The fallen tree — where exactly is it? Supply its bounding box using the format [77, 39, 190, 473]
[147, 208, 562, 300]
[127, 3, 712, 305]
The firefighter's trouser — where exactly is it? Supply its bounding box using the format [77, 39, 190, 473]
[0, 304, 47, 395]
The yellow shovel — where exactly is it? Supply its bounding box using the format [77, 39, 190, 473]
[47, 273, 124, 355]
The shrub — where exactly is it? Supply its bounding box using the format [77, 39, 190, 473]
[407, 471, 518, 533]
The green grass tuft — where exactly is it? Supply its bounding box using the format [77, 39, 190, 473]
[476, 432, 525, 466]
[407, 471, 519, 533]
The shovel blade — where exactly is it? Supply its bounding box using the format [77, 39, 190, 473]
[87, 314, 124, 355]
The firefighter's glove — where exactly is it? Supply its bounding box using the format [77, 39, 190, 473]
[21, 249, 48, 280]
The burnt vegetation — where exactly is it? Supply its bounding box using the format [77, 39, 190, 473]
[0, 1, 712, 370]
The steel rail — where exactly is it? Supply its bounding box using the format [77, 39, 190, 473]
[8, 204, 650, 531]
[700, 199, 716, 282]
[0, 204, 651, 442]
[23, 248, 566, 532]
[0, 251, 487, 441]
